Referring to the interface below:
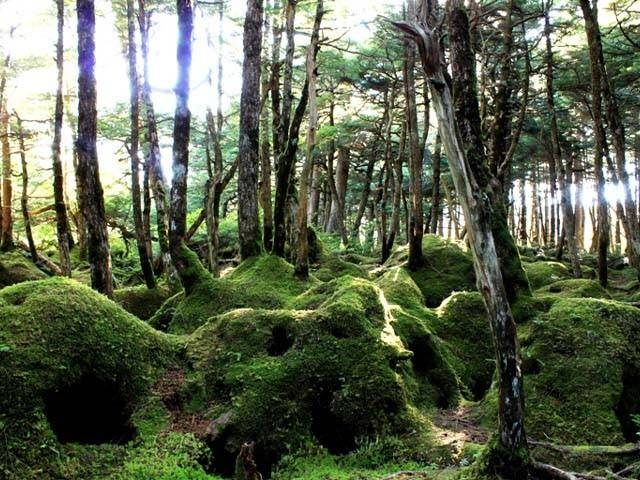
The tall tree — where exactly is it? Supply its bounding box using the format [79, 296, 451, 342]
[52, 0, 72, 276]
[14, 114, 37, 262]
[126, 0, 155, 288]
[295, 0, 323, 279]
[76, 0, 114, 297]
[169, 0, 194, 286]
[393, 5, 529, 477]
[237, 0, 264, 260]
[580, 0, 610, 287]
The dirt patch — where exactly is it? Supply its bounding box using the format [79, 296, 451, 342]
[432, 405, 489, 453]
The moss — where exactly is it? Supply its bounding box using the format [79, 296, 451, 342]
[0, 250, 47, 287]
[482, 298, 640, 444]
[0, 277, 177, 479]
[312, 252, 369, 282]
[114, 285, 173, 320]
[405, 235, 476, 308]
[535, 278, 611, 299]
[522, 261, 571, 290]
[186, 276, 444, 475]
[151, 254, 318, 334]
[432, 293, 494, 400]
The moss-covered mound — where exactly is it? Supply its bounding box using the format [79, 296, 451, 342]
[151, 254, 317, 334]
[0, 250, 47, 287]
[483, 298, 640, 444]
[0, 278, 176, 479]
[114, 284, 173, 320]
[522, 261, 571, 290]
[312, 252, 369, 282]
[535, 278, 611, 299]
[186, 275, 443, 476]
[432, 292, 494, 400]
[388, 235, 476, 308]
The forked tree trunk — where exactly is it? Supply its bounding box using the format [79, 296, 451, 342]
[393, 17, 529, 477]
[127, 0, 155, 288]
[237, 0, 263, 260]
[52, 0, 72, 276]
[76, 0, 113, 297]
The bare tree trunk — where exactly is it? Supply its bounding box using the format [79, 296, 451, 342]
[295, 0, 323, 279]
[14, 114, 37, 262]
[259, 4, 273, 252]
[327, 145, 350, 235]
[351, 156, 375, 243]
[580, 0, 610, 287]
[393, 17, 529, 476]
[52, 0, 72, 276]
[237, 0, 263, 260]
[430, 133, 442, 234]
[127, 0, 155, 288]
[76, 0, 113, 297]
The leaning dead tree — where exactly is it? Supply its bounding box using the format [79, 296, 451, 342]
[393, 14, 529, 478]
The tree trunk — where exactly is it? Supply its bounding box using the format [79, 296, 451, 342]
[294, 0, 323, 279]
[1, 105, 12, 251]
[138, 0, 178, 290]
[259, 3, 273, 252]
[447, 0, 530, 300]
[327, 145, 350, 235]
[237, 0, 263, 260]
[430, 133, 442, 234]
[76, 0, 114, 297]
[404, 0, 424, 270]
[169, 0, 195, 288]
[580, 0, 610, 287]
[127, 0, 155, 288]
[393, 18, 529, 477]
[350, 156, 375, 243]
[14, 114, 38, 262]
[544, 4, 581, 278]
[52, 0, 72, 276]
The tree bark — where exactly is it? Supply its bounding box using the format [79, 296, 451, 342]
[14, 114, 38, 262]
[76, 0, 114, 297]
[0, 104, 12, 251]
[138, 0, 178, 289]
[52, 0, 72, 276]
[259, 1, 273, 252]
[237, 0, 264, 260]
[327, 144, 350, 235]
[404, 0, 424, 270]
[127, 0, 155, 288]
[580, 0, 610, 287]
[393, 16, 529, 477]
[294, 0, 323, 279]
[429, 133, 442, 234]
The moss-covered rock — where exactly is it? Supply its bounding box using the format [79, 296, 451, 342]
[186, 275, 442, 476]
[151, 254, 317, 334]
[114, 285, 173, 320]
[0, 250, 47, 287]
[483, 298, 640, 444]
[0, 278, 176, 479]
[535, 278, 611, 299]
[312, 252, 369, 282]
[432, 293, 494, 400]
[522, 261, 571, 290]
[390, 235, 476, 308]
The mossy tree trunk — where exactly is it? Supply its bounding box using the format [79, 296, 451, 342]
[580, 0, 610, 287]
[76, 0, 113, 297]
[447, 0, 530, 301]
[52, 0, 72, 277]
[294, 0, 323, 279]
[237, 0, 263, 260]
[126, 0, 155, 289]
[393, 14, 529, 478]
[169, 0, 195, 289]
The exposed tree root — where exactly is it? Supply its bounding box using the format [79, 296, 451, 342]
[530, 440, 640, 456]
[531, 461, 606, 480]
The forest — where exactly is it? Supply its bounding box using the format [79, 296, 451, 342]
[0, 0, 639, 478]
